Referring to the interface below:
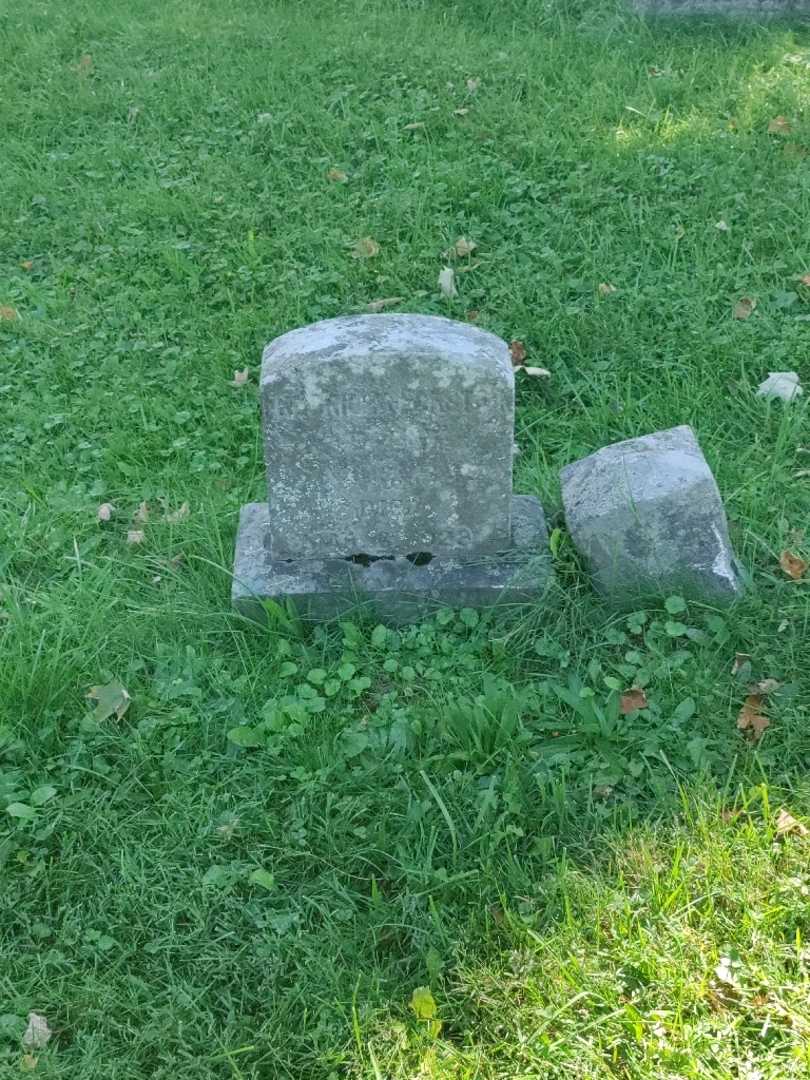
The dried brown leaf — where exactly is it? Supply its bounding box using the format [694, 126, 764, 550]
[598, 282, 617, 296]
[731, 652, 752, 675]
[0, 305, 18, 320]
[768, 115, 791, 135]
[737, 694, 769, 740]
[508, 340, 527, 366]
[75, 53, 93, 76]
[800, 274, 810, 287]
[453, 236, 477, 258]
[87, 680, 131, 722]
[775, 808, 809, 837]
[23, 1013, 52, 1051]
[327, 168, 347, 182]
[438, 267, 457, 298]
[489, 903, 505, 925]
[465, 309, 480, 322]
[21, 259, 34, 271]
[752, 677, 781, 695]
[165, 502, 190, 524]
[21, 1054, 39, 1071]
[230, 368, 249, 387]
[350, 236, 380, 259]
[96, 502, 115, 522]
[733, 296, 756, 320]
[620, 687, 648, 714]
[366, 297, 403, 313]
[779, 550, 808, 580]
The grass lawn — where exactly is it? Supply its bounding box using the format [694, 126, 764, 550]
[2, 0, 810, 1075]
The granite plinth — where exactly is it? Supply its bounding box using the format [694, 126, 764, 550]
[232, 495, 552, 625]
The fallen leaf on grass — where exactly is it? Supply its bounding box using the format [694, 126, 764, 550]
[366, 297, 403, 312]
[733, 297, 756, 320]
[757, 371, 802, 401]
[23, 1013, 52, 1051]
[509, 340, 527, 365]
[410, 986, 442, 1035]
[731, 652, 752, 675]
[466, 77, 480, 93]
[509, 341, 550, 377]
[127, 529, 145, 545]
[96, 502, 115, 522]
[21, 1054, 39, 1071]
[768, 115, 791, 135]
[438, 267, 457, 298]
[21, 259, 34, 271]
[598, 282, 617, 296]
[351, 237, 379, 259]
[775, 808, 809, 837]
[779, 549, 808, 580]
[752, 677, 781, 695]
[165, 502, 190, 524]
[620, 687, 648, 714]
[75, 53, 93, 75]
[327, 167, 347, 182]
[87, 680, 131, 721]
[737, 694, 768, 740]
[800, 274, 810, 287]
[443, 236, 477, 259]
[0, 305, 18, 320]
[230, 368, 249, 387]
[465, 309, 479, 322]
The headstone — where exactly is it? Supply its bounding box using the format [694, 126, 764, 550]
[635, 0, 806, 13]
[560, 425, 744, 605]
[232, 314, 552, 623]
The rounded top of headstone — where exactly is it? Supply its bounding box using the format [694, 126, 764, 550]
[262, 313, 512, 385]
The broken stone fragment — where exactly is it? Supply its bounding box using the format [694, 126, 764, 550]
[560, 425, 743, 606]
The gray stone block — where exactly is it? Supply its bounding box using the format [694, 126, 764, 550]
[232, 495, 553, 625]
[561, 425, 743, 606]
[261, 314, 514, 560]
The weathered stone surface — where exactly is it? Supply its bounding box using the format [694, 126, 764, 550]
[560, 426, 743, 605]
[261, 314, 514, 560]
[232, 495, 553, 624]
[635, 0, 807, 13]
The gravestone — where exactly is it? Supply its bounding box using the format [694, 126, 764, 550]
[560, 425, 744, 605]
[232, 314, 552, 623]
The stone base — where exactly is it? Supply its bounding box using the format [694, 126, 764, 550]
[232, 495, 553, 625]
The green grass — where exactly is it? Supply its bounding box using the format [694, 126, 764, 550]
[1, 0, 810, 1075]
